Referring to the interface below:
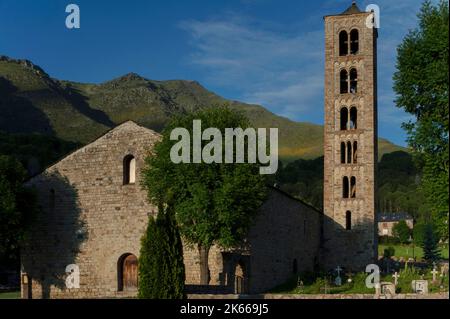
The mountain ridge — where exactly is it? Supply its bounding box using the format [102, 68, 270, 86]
[0, 55, 406, 161]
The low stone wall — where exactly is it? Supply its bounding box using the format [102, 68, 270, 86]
[188, 292, 449, 299]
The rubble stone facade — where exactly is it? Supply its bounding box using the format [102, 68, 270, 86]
[21, 121, 321, 298]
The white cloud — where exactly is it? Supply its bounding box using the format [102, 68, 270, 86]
[179, 14, 324, 121]
[179, 1, 431, 145]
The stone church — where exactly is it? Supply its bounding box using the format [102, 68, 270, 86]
[20, 2, 378, 298]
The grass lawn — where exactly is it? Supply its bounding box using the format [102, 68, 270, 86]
[378, 244, 449, 260]
[0, 291, 20, 299]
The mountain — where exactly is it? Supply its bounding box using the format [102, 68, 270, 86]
[0, 55, 406, 161]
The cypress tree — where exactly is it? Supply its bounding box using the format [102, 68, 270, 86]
[158, 204, 185, 298]
[138, 204, 185, 299]
[138, 215, 162, 298]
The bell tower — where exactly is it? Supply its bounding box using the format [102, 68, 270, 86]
[322, 2, 378, 270]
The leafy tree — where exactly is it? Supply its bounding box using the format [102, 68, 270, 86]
[413, 222, 426, 246]
[142, 106, 268, 285]
[393, 0, 449, 241]
[138, 204, 185, 299]
[392, 220, 412, 244]
[0, 155, 37, 262]
[421, 223, 441, 263]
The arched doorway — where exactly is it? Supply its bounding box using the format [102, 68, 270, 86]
[234, 261, 248, 294]
[118, 253, 138, 291]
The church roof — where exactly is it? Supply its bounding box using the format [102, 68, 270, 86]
[341, 1, 362, 15]
[269, 185, 322, 214]
[378, 212, 413, 222]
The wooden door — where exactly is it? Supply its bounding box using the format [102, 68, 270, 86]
[122, 254, 138, 291]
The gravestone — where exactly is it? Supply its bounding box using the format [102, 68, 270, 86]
[440, 263, 449, 276]
[412, 280, 429, 294]
[431, 264, 439, 284]
[392, 272, 400, 286]
[380, 282, 396, 296]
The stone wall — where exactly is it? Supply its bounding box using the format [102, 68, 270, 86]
[21, 121, 322, 298]
[22, 121, 160, 299]
[183, 188, 322, 294]
[247, 189, 321, 293]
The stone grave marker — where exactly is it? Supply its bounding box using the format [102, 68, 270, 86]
[431, 263, 439, 284]
[392, 272, 400, 286]
[380, 282, 396, 296]
[411, 280, 429, 294]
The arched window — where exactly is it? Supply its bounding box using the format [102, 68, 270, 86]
[347, 141, 352, 164]
[340, 107, 348, 130]
[340, 70, 348, 94]
[118, 253, 138, 291]
[339, 31, 349, 56]
[350, 69, 358, 93]
[350, 107, 357, 129]
[345, 211, 352, 230]
[343, 176, 349, 198]
[123, 155, 136, 185]
[350, 29, 359, 54]
[353, 141, 358, 164]
[341, 142, 346, 164]
[350, 176, 356, 198]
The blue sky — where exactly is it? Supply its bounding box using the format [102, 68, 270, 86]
[0, 0, 429, 146]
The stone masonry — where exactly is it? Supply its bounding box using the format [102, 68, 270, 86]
[322, 4, 378, 270]
[21, 121, 322, 298]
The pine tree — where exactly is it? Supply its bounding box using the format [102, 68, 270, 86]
[422, 223, 440, 263]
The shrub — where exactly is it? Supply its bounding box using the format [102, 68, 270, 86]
[392, 221, 412, 244]
[383, 246, 396, 258]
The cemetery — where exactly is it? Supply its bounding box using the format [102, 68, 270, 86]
[269, 262, 449, 296]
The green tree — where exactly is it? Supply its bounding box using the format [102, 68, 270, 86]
[138, 214, 160, 298]
[413, 221, 426, 246]
[0, 155, 37, 260]
[393, 0, 449, 241]
[138, 204, 185, 299]
[158, 204, 185, 298]
[392, 220, 412, 244]
[421, 223, 441, 263]
[142, 106, 268, 285]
